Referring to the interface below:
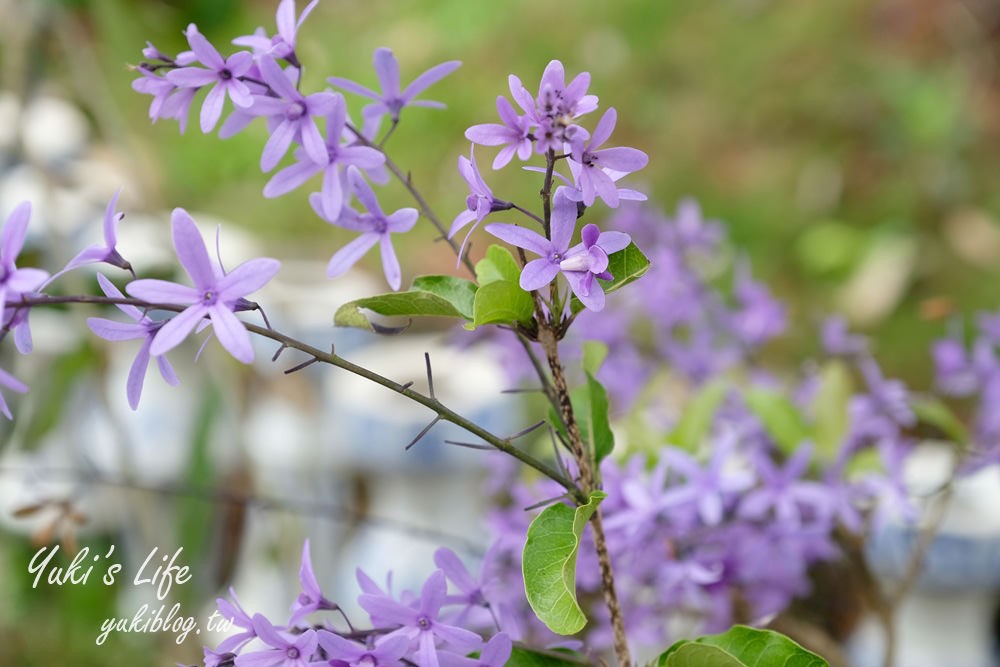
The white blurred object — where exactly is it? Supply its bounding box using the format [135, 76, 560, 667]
[21, 95, 90, 165]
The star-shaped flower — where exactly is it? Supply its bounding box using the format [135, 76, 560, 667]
[328, 47, 460, 124]
[323, 167, 418, 290]
[126, 209, 280, 363]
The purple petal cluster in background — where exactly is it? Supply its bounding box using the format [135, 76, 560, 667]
[205, 541, 511, 667]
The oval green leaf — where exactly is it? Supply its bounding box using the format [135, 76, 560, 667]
[658, 625, 830, 667]
[522, 491, 607, 635]
[473, 279, 534, 327]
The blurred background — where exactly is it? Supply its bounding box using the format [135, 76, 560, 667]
[1, 0, 1000, 664]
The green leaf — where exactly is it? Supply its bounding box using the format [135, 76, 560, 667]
[910, 395, 969, 446]
[473, 279, 534, 326]
[668, 380, 728, 452]
[334, 290, 467, 331]
[810, 360, 854, 461]
[581, 340, 609, 375]
[506, 647, 586, 667]
[522, 491, 607, 635]
[581, 372, 615, 463]
[411, 275, 478, 320]
[659, 625, 830, 667]
[745, 388, 810, 456]
[570, 242, 651, 313]
[476, 244, 522, 285]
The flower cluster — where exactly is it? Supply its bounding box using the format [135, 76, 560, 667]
[132, 0, 459, 291]
[201, 541, 512, 667]
[0, 198, 279, 416]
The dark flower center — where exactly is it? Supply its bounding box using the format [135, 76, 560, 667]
[373, 217, 388, 234]
[297, 593, 312, 605]
[466, 194, 479, 211]
[286, 647, 300, 660]
[220, 69, 233, 81]
[202, 290, 217, 305]
[416, 615, 431, 630]
[286, 102, 306, 121]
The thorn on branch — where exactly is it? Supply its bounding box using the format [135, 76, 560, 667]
[443, 440, 493, 451]
[271, 343, 288, 362]
[508, 419, 545, 440]
[405, 416, 440, 451]
[424, 352, 435, 399]
[284, 357, 319, 374]
[523, 493, 569, 512]
[399, 381, 414, 391]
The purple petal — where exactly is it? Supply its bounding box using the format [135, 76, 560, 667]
[519, 258, 560, 291]
[264, 160, 322, 198]
[102, 189, 123, 246]
[432, 622, 481, 651]
[320, 166, 344, 221]
[372, 48, 400, 96]
[149, 305, 208, 356]
[299, 116, 329, 165]
[96, 273, 144, 320]
[216, 257, 280, 301]
[581, 224, 600, 249]
[170, 209, 216, 290]
[347, 167, 384, 217]
[465, 123, 510, 147]
[484, 223, 549, 256]
[200, 83, 227, 133]
[208, 303, 254, 364]
[402, 60, 461, 102]
[357, 593, 418, 626]
[326, 233, 378, 278]
[549, 193, 577, 252]
[187, 28, 224, 70]
[565, 271, 605, 311]
[481, 633, 512, 666]
[317, 632, 364, 662]
[379, 234, 401, 291]
[418, 631, 439, 667]
[87, 318, 147, 342]
[589, 107, 617, 150]
[433, 548, 475, 593]
[596, 231, 631, 254]
[593, 147, 648, 173]
[260, 119, 297, 171]
[251, 614, 289, 649]
[1, 202, 31, 268]
[126, 278, 200, 304]
[326, 77, 381, 101]
[126, 338, 154, 410]
[7, 268, 49, 293]
[257, 54, 299, 100]
[385, 208, 418, 233]
[156, 355, 180, 386]
[339, 145, 385, 169]
[166, 67, 220, 88]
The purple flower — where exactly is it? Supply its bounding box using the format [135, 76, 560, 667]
[738, 444, 830, 528]
[533, 60, 599, 121]
[214, 588, 257, 654]
[448, 148, 510, 262]
[932, 336, 978, 396]
[0, 367, 27, 420]
[558, 223, 630, 312]
[166, 26, 254, 133]
[728, 261, 786, 348]
[59, 190, 132, 275]
[859, 357, 915, 428]
[324, 167, 418, 290]
[660, 430, 755, 526]
[567, 107, 648, 207]
[235, 615, 317, 667]
[289, 539, 335, 626]
[264, 94, 385, 221]
[132, 68, 180, 125]
[1, 202, 50, 354]
[87, 273, 180, 410]
[358, 570, 482, 667]
[250, 54, 338, 171]
[328, 47, 460, 124]
[464, 96, 533, 169]
[317, 632, 409, 667]
[485, 191, 629, 311]
[126, 209, 280, 363]
[0, 202, 50, 310]
[232, 0, 318, 62]
[821, 316, 868, 357]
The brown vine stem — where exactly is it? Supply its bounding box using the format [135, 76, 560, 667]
[15, 294, 582, 503]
